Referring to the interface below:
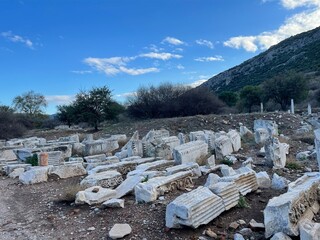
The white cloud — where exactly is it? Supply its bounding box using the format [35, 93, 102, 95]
[118, 66, 159, 75]
[84, 56, 157, 76]
[71, 70, 92, 74]
[115, 92, 137, 98]
[45, 95, 75, 105]
[162, 36, 185, 45]
[224, 0, 320, 52]
[194, 56, 224, 62]
[144, 44, 164, 52]
[139, 52, 182, 60]
[186, 79, 208, 88]
[1, 31, 34, 49]
[195, 39, 214, 49]
[176, 64, 185, 70]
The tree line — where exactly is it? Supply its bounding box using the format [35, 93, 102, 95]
[0, 70, 315, 139]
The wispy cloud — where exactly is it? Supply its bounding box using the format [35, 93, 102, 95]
[115, 92, 137, 98]
[186, 79, 208, 88]
[84, 56, 159, 76]
[1, 31, 34, 49]
[224, 0, 320, 52]
[45, 95, 75, 105]
[162, 36, 185, 45]
[139, 52, 182, 60]
[144, 44, 164, 52]
[71, 70, 92, 74]
[194, 56, 224, 62]
[195, 39, 214, 49]
[176, 64, 185, 70]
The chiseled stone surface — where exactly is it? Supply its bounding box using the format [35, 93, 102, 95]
[173, 141, 208, 165]
[208, 181, 239, 211]
[115, 175, 144, 199]
[166, 186, 224, 228]
[270, 232, 292, 240]
[314, 129, 320, 171]
[264, 173, 320, 238]
[80, 171, 123, 188]
[214, 135, 233, 160]
[75, 186, 116, 205]
[256, 171, 271, 189]
[165, 162, 201, 177]
[19, 166, 51, 184]
[227, 130, 241, 152]
[48, 163, 87, 179]
[135, 170, 195, 203]
[9, 167, 25, 178]
[299, 219, 320, 240]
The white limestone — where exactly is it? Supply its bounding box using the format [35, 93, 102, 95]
[84, 139, 119, 156]
[115, 175, 144, 198]
[270, 232, 292, 240]
[254, 119, 278, 136]
[264, 173, 320, 237]
[299, 219, 320, 240]
[256, 171, 271, 189]
[165, 186, 224, 228]
[75, 186, 116, 205]
[135, 170, 195, 203]
[208, 182, 239, 210]
[227, 130, 241, 152]
[240, 126, 253, 138]
[80, 171, 123, 188]
[165, 163, 201, 177]
[219, 167, 258, 196]
[102, 198, 124, 208]
[4, 163, 31, 175]
[109, 223, 132, 239]
[265, 137, 289, 168]
[9, 167, 25, 178]
[204, 173, 220, 187]
[255, 128, 269, 144]
[84, 154, 107, 163]
[48, 163, 87, 179]
[221, 165, 237, 177]
[214, 135, 233, 160]
[314, 129, 320, 171]
[19, 166, 51, 184]
[173, 141, 208, 165]
[271, 173, 289, 190]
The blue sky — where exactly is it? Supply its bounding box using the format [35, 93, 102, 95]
[0, 0, 319, 114]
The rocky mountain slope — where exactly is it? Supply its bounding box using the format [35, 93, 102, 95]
[201, 26, 320, 93]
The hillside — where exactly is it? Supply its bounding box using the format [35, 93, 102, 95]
[201, 26, 320, 93]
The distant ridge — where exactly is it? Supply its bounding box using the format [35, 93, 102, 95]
[200, 26, 320, 92]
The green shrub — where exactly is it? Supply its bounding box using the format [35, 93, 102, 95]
[220, 158, 234, 166]
[26, 154, 38, 166]
[237, 195, 250, 208]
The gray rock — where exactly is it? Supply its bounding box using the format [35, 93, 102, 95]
[9, 167, 24, 178]
[270, 232, 292, 240]
[109, 223, 132, 239]
[234, 233, 245, 240]
[102, 198, 124, 208]
[271, 173, 289, 190]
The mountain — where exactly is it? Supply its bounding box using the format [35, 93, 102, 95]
[201, 26, 320, 93]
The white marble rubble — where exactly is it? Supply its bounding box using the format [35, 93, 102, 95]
[208, 181, 239, 210]
[19, 166, 51, 184]
[214, 135, 233, 160]
[80, 171, 123, 188]
[49, 163, 87, 179]
[265, 137, 289, 168]
[173, 141, 208, 165]
[75, 186, 116, 205]
[166, 186, 224, 228]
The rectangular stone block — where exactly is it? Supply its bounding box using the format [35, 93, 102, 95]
[166, 186, 224, 228]
[173, 141, 208, 165]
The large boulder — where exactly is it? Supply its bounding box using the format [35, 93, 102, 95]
[19, 166, 50, 184]
[75, 186, 116, 205]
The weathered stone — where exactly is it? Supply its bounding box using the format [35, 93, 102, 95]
[219, 167, 258, 196]
[234, 233, 245, 240]
[38, 151, 63, 166]
[239, 228, 252, 236]
[84, 139, 119, 156]
[0, 149, 17, 161]
[227, 130, 241, 152]
[166, 186, 224, 228]
[72, 142, 85, 156]
[264, 173, 320, 237]
[178, 133, 186, 145]
[68, 157, 84, 163]
[108, 223, 132, 239]
[173, 141, 208, 165]
[84, 154, 106, 163]
[19, 166, 50, 184]
[314, 129, 320, 171]
[206, 155, 215, 168]
[214, 136, 233, 160]
[229, 221, 239, 230]
[242, 157, 253, 168]
[135, 159, 174, 172]
[254, 119, 278, 136]
[271, 173, 289, 190]
[221, 165, 237, 177]
[75, 186, 116, 205]
[249, 219, 265, 230]
[208, 182, 239, 210]
[9, 167, 25, 178]
[256, 171, 271, 189]
[270, 232, 292, 240]
[80, 171, 123, 188]
[296, 151, 311, 161]
[165, 163, 201, 177]
[255, 128, 270, 144]
[127, 140, 143, 157]
[135, 170, 195, 203]
[299, 219, 320, 240]
[265, 137, 289, 168]
[115, 175, 144, 198]
[4, 163, 31, 175]
[240, 126, 253, 138]
[142, 129, 170, 142]
[48, 163, 87, 179]
[102, 198, 124, 208]
[204, 173, 220, 187]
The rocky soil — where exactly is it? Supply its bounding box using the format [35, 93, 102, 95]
[1, 112, 319, 240]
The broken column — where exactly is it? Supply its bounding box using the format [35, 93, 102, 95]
[165, 186, 225, 228]
[265, 137, 289, 168]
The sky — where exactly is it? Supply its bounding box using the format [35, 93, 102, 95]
[0, 0, 319, 114]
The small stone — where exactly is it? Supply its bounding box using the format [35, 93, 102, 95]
[229, 221, 239, 230]
[205, 229, 217, 238]
[237, 219, 246, 225]
[249, 219, 265, 231]
[234, 233, 245, 240]
[102, 199, 124, 208]
[109, 223, 132, 239]
[87, 227, 95, 231]
[92, 187, 99, 193]
[270, 232, 292, 240]
[239, 228, 252, 236]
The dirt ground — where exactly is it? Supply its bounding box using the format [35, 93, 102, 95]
[1, 112, 319, 240]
